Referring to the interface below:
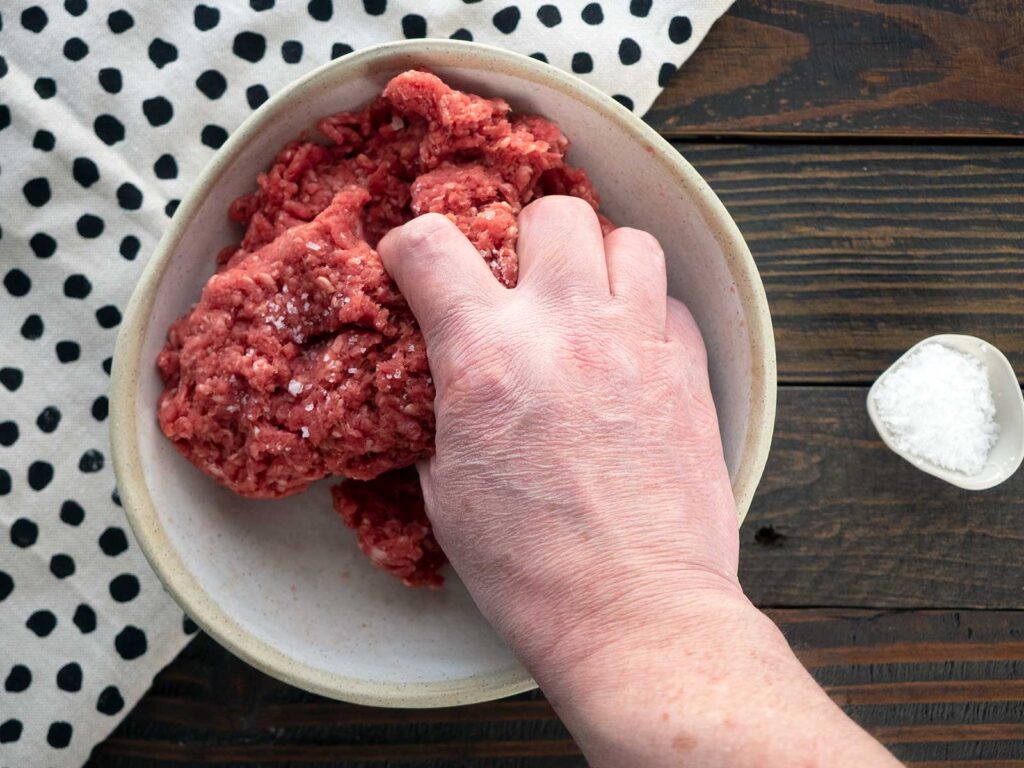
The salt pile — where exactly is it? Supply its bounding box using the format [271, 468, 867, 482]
[871, 342, 999, 476]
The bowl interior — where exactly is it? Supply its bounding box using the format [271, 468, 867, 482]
[119, 43, 775, 704]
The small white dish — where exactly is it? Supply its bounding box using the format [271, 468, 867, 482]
[867, 334, 1024, 490]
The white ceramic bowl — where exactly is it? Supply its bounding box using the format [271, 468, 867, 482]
[111, 40, 776, 707]
[867, 334, 1024, 490]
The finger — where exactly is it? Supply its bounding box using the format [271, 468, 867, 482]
[665, 296, 707, 366]
[516, 196, 609, 295]
[604, 227, 667, 328]
[378, 213, 503, 345]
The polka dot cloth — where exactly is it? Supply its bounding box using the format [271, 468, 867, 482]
[0, 0, 732, 764]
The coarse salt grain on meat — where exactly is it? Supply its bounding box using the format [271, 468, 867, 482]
[158, 70, 607, 586]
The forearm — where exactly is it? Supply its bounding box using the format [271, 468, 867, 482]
[531, 591, 901, 768]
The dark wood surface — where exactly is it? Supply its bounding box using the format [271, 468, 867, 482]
[93, 1, 1024, 765]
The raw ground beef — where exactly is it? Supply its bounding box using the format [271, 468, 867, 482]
[157, 71, 605, 586]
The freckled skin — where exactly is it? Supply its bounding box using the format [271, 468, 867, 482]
[158, 71, 606, 586]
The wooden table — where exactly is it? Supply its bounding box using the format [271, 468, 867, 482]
[90, 1, 1024, 765]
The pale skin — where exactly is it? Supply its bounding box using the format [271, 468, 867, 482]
[378, 197, 901, 768]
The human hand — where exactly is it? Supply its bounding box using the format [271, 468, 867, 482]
[378, 196, 740, 672]
[378, 197, 900, 768]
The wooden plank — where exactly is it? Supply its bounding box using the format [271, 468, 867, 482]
[741, 387, 1024, 608]
[647, 0, 1024, 138]
[674, 142, 1024, 383]
[90, 609, 1024, 767]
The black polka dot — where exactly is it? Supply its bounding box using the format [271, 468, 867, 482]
[64, 274, 92, 299]
[196, 69, 227, 100]
[201, 124, 229, 149]
[23, 177, 51, 207]
[34, 77, 57, 99]
[669, 15, 692, 44]
[5, 665, 30, 692]
[33, 129, 55, 151]
[26, 610, 57, 637]
[194, 4, 219, 30]
[56, 341, 81, 363]
[107, 9, 133, 32]
[246, 84, 269, 108]
[98, 67, 122, 93]
[154, 153, 178, 179]
[63, 37, 89, 61]
[60, 500, 85, 526]
[64, 0, 87, 16]
[28, 460, 54, 490]
[183, 615, 199, 635]
[581, 2, 603, 24]
[493, 6, 520, 33]
[117, 182, 143, 210]
[233, 31, 266, 62]
[102, 356, 113, 375]
[20, 315, 43, 340]
[529, 52, 548, 63]
[120, 235, 141, 260]
[363, 0, 385, 13]
[94, 114, 125, 145]
[402, 14, 426, 38]
[1, 368, 24, 391]
[50, 554, 75, 579]
[96, 305, 122, 329]
[56, 663, 82, 692]
[659, 62, 678, 87]
[115, 626, 147, 660]
[281, 40, 303, 64]
[0, 571, 13, 601]
[0, 469, 10, 496]
[99, 527, 128, 556]
[142, 96, 173, 126]
[76, 213, 105, 237]
[450, 28, 472, 41]
[618, 38, 641, 65]
[630, 0, 651, 15]
[47, 721, 72, 748]
[165, 199, 181, 217]
[73, 604, 97, 633]
[612, 94, 634, 111]
[571, 52, 594, 74]
[30, 232, 57, 258]
[0, 719, 23, 743]
[148, 38, 178, 68]
[330, 44, 352, 60]
[109, 574, 140, 602]
[251, 0, 274, 9]
[5, 269, 31, 296]
[537, 5, 561, 26]
[10, 518, 38, 548]
[92, 395, 109, 420]
[97, 685, 124, 715]
[111, 486, 121, 506]
[308, 0, 332, 21]
[37, 406, 61, 432]
[0, 421, 16, 447]
[21, 6, 48, 33]
[79, 449, 104, 473]
[0, 105, 9, 131]
[73, 157, 100, 187]
[0, 57, 7, 79]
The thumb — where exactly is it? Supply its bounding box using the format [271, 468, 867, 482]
[377, 213, 503, 346]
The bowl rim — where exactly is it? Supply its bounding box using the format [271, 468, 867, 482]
[110, 38, 777, 707]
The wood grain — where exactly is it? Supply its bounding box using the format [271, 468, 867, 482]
[648, 0, 1024, 138]
[675, 142, 1024, 383]
[88, 610, 1024, 766]
[742, 386, 1024, 608]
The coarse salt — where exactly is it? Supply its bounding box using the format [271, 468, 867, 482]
[287, 379, 303, 396]
[871, 342, 999, 476]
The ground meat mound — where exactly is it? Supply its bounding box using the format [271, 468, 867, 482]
[158, 71, 604, 586]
